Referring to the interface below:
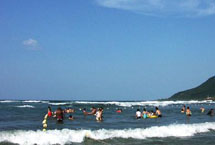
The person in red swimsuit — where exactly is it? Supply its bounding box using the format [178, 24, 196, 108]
[47, 106, 52, 117]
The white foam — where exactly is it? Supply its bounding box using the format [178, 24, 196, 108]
[74, 100, 214, 107]
[16, 105, 35, 108]
[0, 100, 49, 104]
[48, 102, 69, 105]
[0, 122, 215, 145]
[0, 100, 18, 103]
[22, 100, 41, 103]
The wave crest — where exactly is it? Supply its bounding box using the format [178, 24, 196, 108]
[75, 100, 214, 107]
[16, 105, 35, 108]
[0, 122, 215, 145]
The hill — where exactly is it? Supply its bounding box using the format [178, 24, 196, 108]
[169, 76, 215, 101]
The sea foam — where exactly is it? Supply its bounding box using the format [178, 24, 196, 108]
[0, 100, 18, 103]
[16, 105, 35, 108]
[22, 100, 41, 103]
[48, 102, 69, 106]
[74, 100, 214, 107]
[0, 122, 215, 145]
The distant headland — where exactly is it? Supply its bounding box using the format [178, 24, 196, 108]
[168, 76, 215, 101]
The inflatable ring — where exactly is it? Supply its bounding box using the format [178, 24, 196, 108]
[149, 115, 158, 119]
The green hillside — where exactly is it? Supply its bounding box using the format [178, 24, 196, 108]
[169, 76, 215, 100]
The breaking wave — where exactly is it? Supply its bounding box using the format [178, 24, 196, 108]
[74, 100, 214, 107]
[22, 100, 41, 103]
[16, 105, 35, 108]
[0, 122, 215, 145]
[0, 100, 18, 103]
[1, 100, 214, 107]
[48, 102, 69, 106]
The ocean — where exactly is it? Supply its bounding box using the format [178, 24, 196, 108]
[0, 100, 215, 145]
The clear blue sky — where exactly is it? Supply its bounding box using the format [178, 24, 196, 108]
[0, 0, 215, 100]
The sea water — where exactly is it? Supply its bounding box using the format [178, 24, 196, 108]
[0, 100, 215, 145]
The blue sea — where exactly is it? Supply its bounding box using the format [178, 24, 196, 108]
[0, 100, 215, 145]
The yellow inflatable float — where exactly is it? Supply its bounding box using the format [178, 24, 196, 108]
[148, 115, 158, 119]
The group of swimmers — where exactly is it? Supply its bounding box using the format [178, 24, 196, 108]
[83, 107, 104, 121]
[181, 105, 214, 116]
[47, 106, 75, 122]
[181, 105, 192, 116]
[47, 106, 104, 122]
[46, 105, 214, 123]
[136, 107, 162, 119]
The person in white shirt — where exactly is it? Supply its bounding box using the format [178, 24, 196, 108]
[136, 109, 142, 119]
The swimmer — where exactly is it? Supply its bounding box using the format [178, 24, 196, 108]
[200, 107, 205, 113]
[136, 109, 142, 119]
[116, 108, 122, 113]
[82, 108, 88, 115]
[207, 109, 214, 116]
[146, 111, 151, 117]
[181, 105, 186, 113]
[186, 107, 192, 116]
[88, 107, 97, 115]
[48, 106, 53, 117]
[142, 108, 148, 119]
[155, 107, 162, 117]
[64, 108, 75, 113]
[69, 115, 74, 120]
[150, 110, 155, 116]
[55, 107, 64, 122]
[96, 107, 103, 121]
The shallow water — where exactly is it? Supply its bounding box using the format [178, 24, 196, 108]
[0, 100, 214, 145]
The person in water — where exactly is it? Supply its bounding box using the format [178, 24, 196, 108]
[88, 107, 97, 115]
[181, 105, 186, 113]
[155, 107, 162, 117]
[146, 110, 152, 117]
[136, 109, 142, 119]
[69, 115, 74, 120]
[55, 107, 64, 122]
[116, 108, 122, 113]
[186, 107, 192, 116]
[96, 107, 103, 121]
[200, 107, 205, 113]
[82, 108, 88, 115]
[64, 108, 75, 113]
[142, 108, 148, 119]
[207, 109, 214, 116]
[47, 106, 53, 117]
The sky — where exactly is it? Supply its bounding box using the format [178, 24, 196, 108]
[0, 0, 215, 100]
